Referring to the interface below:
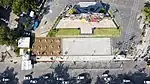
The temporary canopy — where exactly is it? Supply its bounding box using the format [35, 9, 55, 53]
[18, 37, 30, 48]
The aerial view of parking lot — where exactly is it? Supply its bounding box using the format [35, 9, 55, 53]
[1, 0, 150, 84]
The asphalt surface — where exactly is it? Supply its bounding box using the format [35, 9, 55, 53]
[0, 60, 148, 84]
[108, 0, 145, 50]
[35, 0, 78, 37]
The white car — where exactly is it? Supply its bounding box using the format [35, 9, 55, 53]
[102, 74, 108, 77]
[62, 81, 69, 84]
[30, 78, 38, 84]
[2, 77, 10, 82]
[123, 79, 131, 83]
[56, 77, 64, 81]
[77, 76, 84, 80]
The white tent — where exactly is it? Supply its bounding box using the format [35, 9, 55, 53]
[18, 37, 30, 48]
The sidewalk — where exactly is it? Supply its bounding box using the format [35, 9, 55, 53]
[36, 55, 132, 62]
[35, 0, 68, 37]
[135, 27, 150, 58]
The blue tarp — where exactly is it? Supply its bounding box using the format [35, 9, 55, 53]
[33, 20, 39, 30]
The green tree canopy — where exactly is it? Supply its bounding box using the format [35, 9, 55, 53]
[0, 0, 14, 7]
[0, 25, 19, 46]
[143, 4, 150, 22]
[12, 0, 37, 15]
[12, 0, 22, 15]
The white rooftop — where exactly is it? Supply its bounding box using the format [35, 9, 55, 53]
[77, 2, 97, 7]
[62, 38, 112, 56]
[18, 37, 30, 48]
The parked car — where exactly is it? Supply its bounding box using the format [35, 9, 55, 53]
[30, 78, 39, 84]
[2, 77, 10, 82]
[24, 75, 32, 80]
[41, 73, 52, 79]
[144, 76, 150, 84]
[123, 78, 131, 84]
[56, 77, 64, 81]
[62, 80, 69, 84]
[76, 73, 91, 84]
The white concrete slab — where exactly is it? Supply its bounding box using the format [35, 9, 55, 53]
[62, 38, 111, 56]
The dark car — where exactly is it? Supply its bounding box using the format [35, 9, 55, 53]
[77, 73, 91, 84]
[24, 74, 32, 80]
[122, 75, 132, 84]
[123, 78, 132, 84]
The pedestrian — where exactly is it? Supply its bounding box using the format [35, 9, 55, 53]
[30, 71, 33, 74]
[73, 61, 76, 65]
[134, 65, 138, 69]
[44, 21, 47, 24]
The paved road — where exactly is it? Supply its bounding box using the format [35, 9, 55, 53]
[0, 60, 148, 83]
[35, 0, 78, 37]
[108, 0, 145, 50]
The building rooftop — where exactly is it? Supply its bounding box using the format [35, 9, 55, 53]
[32, 37, 61, 56]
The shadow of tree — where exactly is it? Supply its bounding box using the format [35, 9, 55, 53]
[95, 76, 105, 84]
[0, 6, 11, 21]
[144, 2, 150, 7]
[95, 70, 149, 84]
[0, 67, 19, 84]
[54, 64, 70, 80]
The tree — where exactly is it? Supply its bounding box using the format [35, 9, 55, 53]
[0, 25, 10, 45]
[12, 0, 37, 15]
[12, 0, 22, 15]
[142, 4, 150, 22]
[0, 0, 14, 8]
[0, 25, 19, 46]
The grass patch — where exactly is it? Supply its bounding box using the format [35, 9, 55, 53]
[94, 28, 120, 37]
[48, 29, 58, 37]
[47, 15, 62, 37]
[56, 29, 80, 35]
